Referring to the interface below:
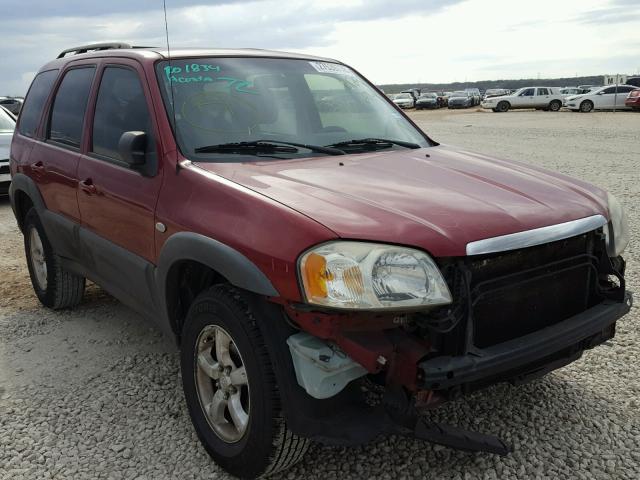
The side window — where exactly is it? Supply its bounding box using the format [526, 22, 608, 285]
[520, 88, 534, 96]
[48, 67, 96, 148]
[18, 70, 58, 137]
[602, 87, 616, 94]
[92, 67, 152, 160]
[537, 88, 549, 96]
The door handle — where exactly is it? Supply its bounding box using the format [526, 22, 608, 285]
[79, 178, 98, 195]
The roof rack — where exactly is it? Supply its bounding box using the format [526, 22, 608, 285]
[56, 42, 155, 59]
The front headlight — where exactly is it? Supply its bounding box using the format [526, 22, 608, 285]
[605, 192, 630, 257]
[299, 241, 452, 310]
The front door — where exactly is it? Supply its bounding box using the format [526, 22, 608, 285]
[513, 88, 535, 108]
[76, 60, 163, 311]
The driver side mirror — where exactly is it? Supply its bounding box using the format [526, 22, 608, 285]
[118, 131, 147, 166]
[596, 91, 604, 95]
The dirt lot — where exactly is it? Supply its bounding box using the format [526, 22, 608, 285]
[1, 109, 639, 479]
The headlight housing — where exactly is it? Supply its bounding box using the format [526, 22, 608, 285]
[299, 242, 452, 310]
[605, 192, 630, 257]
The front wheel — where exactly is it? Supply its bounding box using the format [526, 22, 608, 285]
[579, 100, 594, 113]
[180, 285, 309, 479]
[496, 101, 510, 112]
[23, 208, 85, 309]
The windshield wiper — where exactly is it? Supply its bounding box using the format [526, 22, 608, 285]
[194, 140, 345, 156]
[326, 137, 421, 150]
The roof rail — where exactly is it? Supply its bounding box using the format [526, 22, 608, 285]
[56, 42, 134, 59]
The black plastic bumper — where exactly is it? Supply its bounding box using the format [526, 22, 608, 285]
[419, 292, 633, 390]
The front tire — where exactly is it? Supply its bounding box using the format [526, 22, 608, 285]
[496, 101, 510, 112]
[579, 100, 594, 113]
[180, 285, 309, 479]
[23, 208, 85, 309]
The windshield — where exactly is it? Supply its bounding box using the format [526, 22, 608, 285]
[420, 93, 436, 98]
[156, 57, 429, 161]
[451, 91, 467, 97]
[0, 107, 15, 132]
[396, 93, 412, 99]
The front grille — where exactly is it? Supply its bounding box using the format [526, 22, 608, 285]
[467, 233, 598, 348]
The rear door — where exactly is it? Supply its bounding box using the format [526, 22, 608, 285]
[613, 86, 636, 108]
[76, 59, 163, 310]
[31, 63, 97, 222]
[534, 88, 550, 107]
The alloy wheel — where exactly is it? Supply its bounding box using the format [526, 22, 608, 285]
[194, 324, 250, 443]
[28, 226, 47, 290]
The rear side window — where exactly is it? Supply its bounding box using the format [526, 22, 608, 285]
[92, 67, 152, 160]
[49, 67, 96, 148]
[18, 70, 58, 137]
[537, 88, 549, 96]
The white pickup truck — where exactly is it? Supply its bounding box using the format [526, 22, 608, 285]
[481, 87, 564, 112]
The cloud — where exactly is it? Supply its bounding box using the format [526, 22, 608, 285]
[0, 0, 248, 20]
[575, 2, 640, 25]
[0, 0, 462, 95]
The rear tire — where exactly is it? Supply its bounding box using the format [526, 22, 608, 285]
[496, 101, 510, 112]
[180, 285, 309, 479]
[548, 100, 562, 111]
[23, 208, 85, 309]
[579, 100, 594, 113]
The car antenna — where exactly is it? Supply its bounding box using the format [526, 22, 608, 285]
[162, 0, 181, 173]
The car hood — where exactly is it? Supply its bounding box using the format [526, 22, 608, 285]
[0, 131, 13, 160]
[198, 146, 609, 257]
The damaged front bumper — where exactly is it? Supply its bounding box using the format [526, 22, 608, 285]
[419, 292, 632, 391]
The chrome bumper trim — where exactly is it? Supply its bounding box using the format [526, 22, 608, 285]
[466, 214, 608, 255]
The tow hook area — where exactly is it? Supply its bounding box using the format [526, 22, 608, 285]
[383, 387, 511, 456]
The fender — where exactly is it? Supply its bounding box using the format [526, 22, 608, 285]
[156, 232, 280, 330]
[8, 173, 47, 231]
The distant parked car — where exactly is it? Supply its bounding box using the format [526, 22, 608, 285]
[481, 87, 564, 112]
[624, 89, 640, 110]
[429, 91, 448, 107]
[393, 93, 415, 109]
[401, 89, 421, 101]
[0, 106, 15, 194]
[0, 97, 23, 116]
[559, 87, 585, 96]
[564, 85, 638, 112]
[415, 92, 440, 109]
[465, 88, 481, 106]
[447, 91, 473, 109]
[626, 77, 640, 88]
[483, 89, 509, 100]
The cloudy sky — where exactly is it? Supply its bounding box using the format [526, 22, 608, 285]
[1, 0, 639, 95]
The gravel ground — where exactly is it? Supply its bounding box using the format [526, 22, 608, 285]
[1, 109, 639, 479]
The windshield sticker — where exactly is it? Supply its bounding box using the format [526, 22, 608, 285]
[309, 62, 354, 76]
[164, 64, 220, 80]
[164, 66, 258, 94]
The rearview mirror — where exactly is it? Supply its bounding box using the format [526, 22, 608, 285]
[118, 131, 147, 166]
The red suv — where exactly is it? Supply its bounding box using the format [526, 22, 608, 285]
[9, 43, 632, 478]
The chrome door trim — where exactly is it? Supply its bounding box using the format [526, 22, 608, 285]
[466, 214, 608, 256]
